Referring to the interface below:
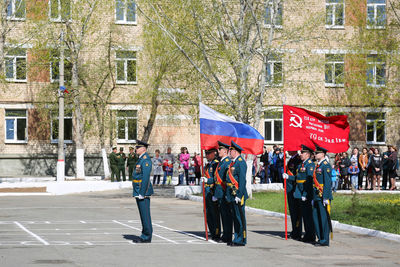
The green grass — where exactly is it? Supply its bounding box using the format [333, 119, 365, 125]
[247, 192, 400, 235]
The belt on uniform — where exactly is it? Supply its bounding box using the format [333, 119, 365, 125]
[226, 183, 233, 186]
[314, 183, 324, 187]
[133, 180, 141, 183]
[205, 184, 213, 187]
[296, 180, 306, 183]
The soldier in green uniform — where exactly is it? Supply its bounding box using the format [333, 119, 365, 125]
[201, 148, 220, 241]
[226, 141, 248, 246]
[215, 141, 233, 244]
[109, 147, 119, 182]
[132, 140, 154, 243]
[127, 146, 138, 181]
[283, 145, 315, 243]
[117, 147, 127, 181]
[312, 145, 333, 246]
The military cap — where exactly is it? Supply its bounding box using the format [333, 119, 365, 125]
[136, 140, 149, 148]
[129, 146, 134, 150]
[112, 147, 117, 150]
[218, 141, 230, 149]
[301, 144, 314, 153]
[205, 148, 217, 154]
[315, 145, 328, 154]
[230, 141, 243, 153]
[119, 147, 124, 151]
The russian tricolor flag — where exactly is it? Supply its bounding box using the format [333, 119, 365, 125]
[200, 103, 264, 155]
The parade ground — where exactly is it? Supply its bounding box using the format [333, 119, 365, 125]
[1, 189, 399, 267]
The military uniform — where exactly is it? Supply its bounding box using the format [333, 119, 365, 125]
[117, 149, 127, 181]
[204, 149, 220, 240]
[127, 148, 138, 181]
[286, 153, 302, 240]
[214, 141, 233, 243]
[226, 141, 248, 246]
[109, 148, 119, 182]
[287, 145, 315, 242]
[312, 146, 333, 246]
[132, 141, 154, 243]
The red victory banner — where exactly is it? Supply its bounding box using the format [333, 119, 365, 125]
[283, 105, 350, 153]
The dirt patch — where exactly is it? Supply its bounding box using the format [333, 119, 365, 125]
[0, 187, 46, 193]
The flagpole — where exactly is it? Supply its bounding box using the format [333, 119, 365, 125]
[200, 149, 209, 241]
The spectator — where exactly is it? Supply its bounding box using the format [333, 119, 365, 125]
[193, 152, 202, 185]
[370, 148, 383, 190]
[179, 147, 190, 185]
[359, 147, 369, 190]
[350, 147, 362, 189]
[331, 164, 339, 192]
[388, 145, 398, 190]
[348, 159, 360, 190]
[271, 147, 283, 183]
[256, 162, 266, 184]
[178, 163, 185, 185]
[366, 147, 375, 190]
[152, 149, 163, 185]
[162, 147, 175, 185]
[382, 145, 392, 190]
[188, 160, 196, 185]
[260, 146, 269, 183]
[338, 152, 351, 190]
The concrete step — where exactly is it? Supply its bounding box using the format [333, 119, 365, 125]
[153, 185, 176, 198]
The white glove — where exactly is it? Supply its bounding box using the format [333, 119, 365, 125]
[201, 177, 207, 183]
[235, 197, 241, 204]
[212, 196, 218, 202]
[311, 200, 314, 206]
[138, 195, 144, 200]
[301, 196, 306, 202]
[323, 199, 329, 206]
[282, 173, 289, 180]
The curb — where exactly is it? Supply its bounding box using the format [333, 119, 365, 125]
[177, 195, 400, 243]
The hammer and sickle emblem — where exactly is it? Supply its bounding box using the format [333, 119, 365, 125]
[289, 110, 302, 128]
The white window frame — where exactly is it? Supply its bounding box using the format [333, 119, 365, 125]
[50, 50, 72, 83]
[5, 109, 28, 143]
[116, 110, 137, 143]
[325, 54, 344, 87]
[50, 113, 73, 144]
[264, 1, 283, 29]
[5, 0, 26, 21]
[266, 54, 283, 87]
[115, 0, 137, 25]
[367, 55, 386, 87]
[5, 48, 27, 83]
[115, 50, 137, 84]
[264, 111, 283, 144]
[366, 113, 385, 145]
[366, 1, 386, 29]
[49, 0, 71, 22]
[325, 0, 345, 29]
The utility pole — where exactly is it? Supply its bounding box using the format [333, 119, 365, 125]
[57, 30, 65, 182]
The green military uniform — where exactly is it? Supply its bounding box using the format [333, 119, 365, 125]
[286, 153, 302, 240]
[226, 141, 248, 246]
[287, 145, 315, 242]
[312, 146, 333, 246]
[117, 150, 126, 181]
[127, 149, 138, 181]
[204, 150, 220, 240]
[132, 141, 154, 243]
[109, 148, 119, 182]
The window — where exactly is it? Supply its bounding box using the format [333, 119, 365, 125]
[51, 111, 73, 143]
[5, 48, 26, 82]
[50, 50, 72, 83]
[325, 54, 344, 87]
[366, 113, 385, 144]
[367, 0, 386, 29]
[116, 50, 137, 84]
[116, 110, 137, 142]
[326, 0, 344, 28]
[264, 111, 282, 143]
[367, 54, 385, 87]
[266, 54, 283, 86]
[116, 0, 136, 24]
[5, 109, 27, 143]
[265, 1, 282, 28]
[49, 0, 71, 22]
[6, 0, 26, 20]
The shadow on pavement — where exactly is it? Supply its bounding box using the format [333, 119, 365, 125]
[123, 234, 142, 243]
[251, 230, 286, 239]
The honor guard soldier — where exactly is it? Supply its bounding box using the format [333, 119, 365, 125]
[109, 147, 119, 182]
[312, 145, 333, 246]
[202, 148, 220, 241]
[283, 145, 315, 243]
[127, 146, 138, 181]
[117, 147, 127, 181]
[227, 141, 248, 246]
[215, 141, 233, 244]
[132, 140, 154, 243]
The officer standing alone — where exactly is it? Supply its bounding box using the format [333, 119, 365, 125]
[109, 147, 119, 182]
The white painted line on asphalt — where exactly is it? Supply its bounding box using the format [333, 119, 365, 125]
[80, 221, 87, 224]
[152, 223, 218, 244]
[14, 221, 49, 246]
[112, 220, 178, 244]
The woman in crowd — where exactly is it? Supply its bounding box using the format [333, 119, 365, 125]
[388, 145, 398, 190]
[179, 147, 190, 185]
[359, 147, 369, 190]
[370, 148, 383, 190]
[193, 152, 202, 185]
[152, 149, 163, 185]
[339, 152, 351, 189]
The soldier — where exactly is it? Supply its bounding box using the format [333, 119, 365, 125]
[283, 145, 315, 243]
[215, 141, 233, 244]
[201, 148, 220, 241]
[109, 147, 119, 182]
[132, 140, 154, 243]
[127, 146, 138, 181]
[286, 150, 302, 240]
[312, 145, 333, 246]
[117, 147, 127, 181]
[226, 141, 248, 246]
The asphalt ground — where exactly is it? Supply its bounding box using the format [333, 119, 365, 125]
[0, 189, 399, 267]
